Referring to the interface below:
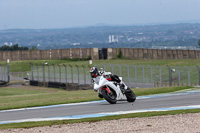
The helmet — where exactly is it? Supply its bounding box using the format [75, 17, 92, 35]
[90, 67, 99, 78]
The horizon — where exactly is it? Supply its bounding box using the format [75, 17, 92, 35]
[1, 22, 200, 31]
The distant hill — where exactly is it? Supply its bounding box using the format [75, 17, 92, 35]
[0, 23, 200, 50]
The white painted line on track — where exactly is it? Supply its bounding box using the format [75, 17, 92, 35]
[1, 104, 200, 125]
[0, 100, 105, 113]
[137, 89, 200, 100]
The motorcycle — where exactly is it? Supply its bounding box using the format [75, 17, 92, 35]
[93, 71, 136, 104]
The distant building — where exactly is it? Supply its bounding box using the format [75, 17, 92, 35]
[152, 46, 197, 50]
[4, 42, 8, 46]
[71, 43, 80, 46]
[108, 35, 118, 43]
[109, 35, 112, 43]
[4, 42, 13, 46]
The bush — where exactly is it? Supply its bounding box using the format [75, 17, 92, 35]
[117, 48, 122, 58]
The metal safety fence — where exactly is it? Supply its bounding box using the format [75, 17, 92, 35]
[28, 63, 200, 88]
[0, 64, 10, 84]
[30, 63, 92, 85]
[10, 72, 29, 82]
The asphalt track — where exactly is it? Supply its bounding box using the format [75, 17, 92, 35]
[1, 89, 200, 124]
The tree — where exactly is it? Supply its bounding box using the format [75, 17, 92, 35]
[117, 48, 122, 58]
[198, 39, 200, 48]
[0, 44, 29, 51]
[29, 46, 38, 50]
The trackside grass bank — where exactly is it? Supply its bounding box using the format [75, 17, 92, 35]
[1, 59, 200, 72]
[0, 86, 195, 110]
[0, 108, 200, 129]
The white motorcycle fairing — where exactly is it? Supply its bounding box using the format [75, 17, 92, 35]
[94, 75, 127, 101]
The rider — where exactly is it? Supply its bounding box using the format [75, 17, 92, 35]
[90, 67, 125, 93]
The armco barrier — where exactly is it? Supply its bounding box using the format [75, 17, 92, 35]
[29, 80, 39, 86]
[48, 82, 66, 89]
[29, 80, 92, 90]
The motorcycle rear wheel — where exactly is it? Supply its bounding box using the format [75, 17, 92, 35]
[101, 89, 117, 104]
[125, 88, 136, 102]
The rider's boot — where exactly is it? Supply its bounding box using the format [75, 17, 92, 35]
[119, 82, 125, 94]
[120, 82, 131, 94]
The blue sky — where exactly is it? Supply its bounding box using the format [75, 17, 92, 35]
[0, 0, 200, 29]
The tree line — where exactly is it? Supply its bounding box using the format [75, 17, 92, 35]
[0, 44, 38, 51]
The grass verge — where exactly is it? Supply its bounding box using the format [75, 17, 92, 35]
[0, 108, 200, 129]
[1, 59, 200, 72]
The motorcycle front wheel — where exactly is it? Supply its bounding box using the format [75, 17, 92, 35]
[125, 88, 136, 102]
[101, 89, 117, 104]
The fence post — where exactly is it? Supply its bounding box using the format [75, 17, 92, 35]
[63, 64, 67, 84]
[185, 66, 190, 86]
[4, 65, 6, 81]
[7, 64, 10, 83]
[102, 63, 106, 71]
[58, 64, 61, 83]
[88, 65, 92, 84]
[53, 64, 56, 82]
[132, 65, 137, 87]
[36, 64, 39, 81]
[109, 64, 114, 74]
[1, 65, 4, 81]
[76, 65, 79, 84]
[125, 64, 130, 86]
[117, 64, 121, 77]
[69, 64, 73, 83]
[176, 66, 181, 86]
[2, 65, 5, 80]
[18, 72, 19, 81]
[140, 65, 145, 84]
[3, 65, 5, 81]
[42, 64, 45, 82]
[0, 65, 1, 80]
[156, 65, 162, 87]
[82, 65, 86, 84]
[30, 63, 34, 80]
[196, 66, 200, 85]
[48, 65, 50, 82]
[2, 65, 4, 81]
[166, 65, 172, 87]
[0, 65, 2, 81]
[148, 65, 153, 86]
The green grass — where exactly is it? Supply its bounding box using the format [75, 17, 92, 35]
[0, 108, 200, 129]
[0, 86, 195, 110]
[1, 59, 200, 72]
[0, 87, 99, 110]
[0, 87, 45, 96]
[8, 60, 70, 72]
